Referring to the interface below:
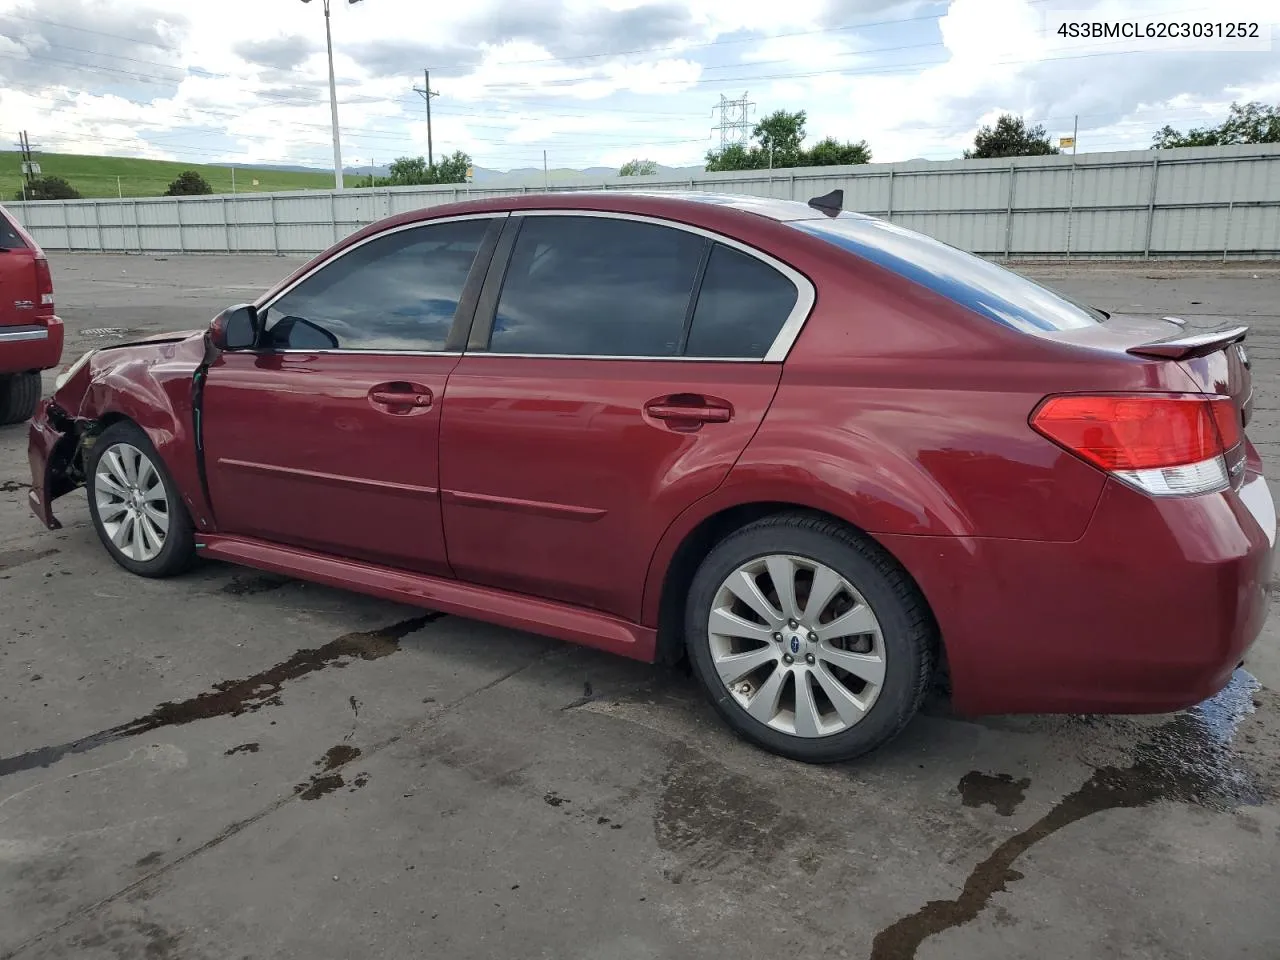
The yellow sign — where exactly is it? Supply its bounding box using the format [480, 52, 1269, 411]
[252, 178, 259, 186]
[1059, 136, 1075, 148]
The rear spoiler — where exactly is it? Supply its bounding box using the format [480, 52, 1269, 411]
[1126, 325, 1248, 361]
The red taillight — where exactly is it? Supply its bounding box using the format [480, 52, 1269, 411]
[1031, 394, 1238, 472]
[34, 257, 54, 317]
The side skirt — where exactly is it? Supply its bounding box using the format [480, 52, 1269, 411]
[196, 534, 658, 662]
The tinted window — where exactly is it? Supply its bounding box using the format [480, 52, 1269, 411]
[686, 244, 797, 358]
[793, 215, 1100, 332]
[0, 213, 27, 250]
[263, 219, 490, 351]
[491, 216, 704, 357]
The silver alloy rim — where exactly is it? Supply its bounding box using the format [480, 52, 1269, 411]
[708, 554, 885, 738]
[94, 442, 170, 562]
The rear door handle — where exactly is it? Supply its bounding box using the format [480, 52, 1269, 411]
[644, 395, 734, 431]
[645, 403, 731, 423]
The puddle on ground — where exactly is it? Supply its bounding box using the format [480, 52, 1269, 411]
[0, 615, 440, 779]
[870, 670, 1267, 960]
[295, 744, 365, 800]
[221, 574, 293, 596]
[957, 772, 1030, 816]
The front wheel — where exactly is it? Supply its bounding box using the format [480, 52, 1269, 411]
[85, 421, 196, 578]
[685, 513, 936, 763]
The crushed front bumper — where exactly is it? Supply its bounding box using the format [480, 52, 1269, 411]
[28, 399, 81, 530]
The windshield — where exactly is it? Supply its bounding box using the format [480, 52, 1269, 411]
[792, 214, 1102, 332]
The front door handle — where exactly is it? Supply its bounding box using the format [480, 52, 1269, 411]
[368, 382, 433, 413]
[644, 394, 734, 431]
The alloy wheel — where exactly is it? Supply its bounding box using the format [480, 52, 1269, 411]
[707, 553, 886, 737]
[94, 442, 170, 562]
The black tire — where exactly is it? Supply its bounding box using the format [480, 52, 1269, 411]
[85, 420, 197, 578]
[684, 512, 936, 763]
[0, 372, 41, 425]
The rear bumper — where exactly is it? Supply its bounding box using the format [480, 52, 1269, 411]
[0, 319, 64, 375]
[884, 468, 1275, 715]
[27, 399, 79, 530]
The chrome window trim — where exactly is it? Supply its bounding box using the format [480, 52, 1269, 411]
[499, 209, 817, 363]
[0, 326, 49, 343]
[473, 353, 760, 363]
[267, 349, 463, 357]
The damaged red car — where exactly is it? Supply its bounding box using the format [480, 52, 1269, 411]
[27, 192, 1275, 762]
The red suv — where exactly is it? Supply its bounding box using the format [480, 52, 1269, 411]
[27, 192, 1274, 762]
[1, 205, 61, 424]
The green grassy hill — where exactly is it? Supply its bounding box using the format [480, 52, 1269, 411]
[2, 151, 357, 200]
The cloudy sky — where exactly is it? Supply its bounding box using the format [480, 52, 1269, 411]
[0, 0, 1277, 174]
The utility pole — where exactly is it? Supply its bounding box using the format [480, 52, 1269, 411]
[543, 150, 548, 190]
[17, 130, 41, 191]
[417, 69, 442, 168]
[1072, 114, 1078, 156]
[301, 0, 361, 190]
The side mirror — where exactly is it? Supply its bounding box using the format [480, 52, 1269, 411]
[208, 304, 260, 351]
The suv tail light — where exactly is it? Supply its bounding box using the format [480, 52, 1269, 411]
[1031, 394, 1242, 496]
[34, 256, 54, 317]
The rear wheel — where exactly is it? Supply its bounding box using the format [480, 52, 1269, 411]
[85, 421, 196, 578]
[0, 372, 41, 425]
[685, 513, 935, 763]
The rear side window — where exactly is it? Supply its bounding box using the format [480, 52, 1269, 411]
[686, 243, 797, 358]
[0, 213, 27, 250]
[491, 216, 704, 357]
[793, 215, 1101, 332]
[262, 218, 490, 351]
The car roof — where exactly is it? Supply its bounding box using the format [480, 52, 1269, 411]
[402, 190, 877, 226]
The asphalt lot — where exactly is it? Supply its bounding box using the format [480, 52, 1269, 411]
[2, 253, 1280, 960]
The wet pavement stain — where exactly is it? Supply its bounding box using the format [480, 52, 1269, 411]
[0, 614, 440, 779]
[0, 547, 59, 572]
[868, 670, 1268, 960]
[221, 573, 293, 596]
[224, 742, 260, 756]
[295, 745, 364, 800]
[656, 745, 809, 875]
[957, 772, 1031, 816]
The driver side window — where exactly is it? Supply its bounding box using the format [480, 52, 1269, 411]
[262, 218, 492, 351]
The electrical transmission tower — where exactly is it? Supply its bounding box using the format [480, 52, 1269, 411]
[711, 93, 754, 148]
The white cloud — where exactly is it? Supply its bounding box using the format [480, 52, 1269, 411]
[0, 0, 1277, 173]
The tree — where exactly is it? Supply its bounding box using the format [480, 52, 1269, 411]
[705, 143, 760, 172]
[432, 151, 471, 184]
[619, 158, 658, 176]
[164, 170, 213, 196]
[754, 110, 807, 167]
[381, 152, 471, 186]
[15, 176, 81, 201]
[964, 115, 1059, 159]
[803, 137, 872, 166]
[705, 109, 872, 171]
[387, 156, 431, 185]
[1152, 101, 1280, 149]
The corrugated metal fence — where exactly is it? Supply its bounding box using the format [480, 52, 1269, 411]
[9, 143, 1280, 260]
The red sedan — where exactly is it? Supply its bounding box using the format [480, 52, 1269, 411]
[1, 204, 62, 424]
[27, 192, 1274, 762]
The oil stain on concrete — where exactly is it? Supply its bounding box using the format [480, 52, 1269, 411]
[869, 670, 1269, 960]
[0, 614, 440, 779]
[295, 744, 366, 801]
[958, 772, 1031, 816]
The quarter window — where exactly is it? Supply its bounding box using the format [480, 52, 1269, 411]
[685, 243, 798, 359]
[490, 216, 705, 357]
[262, 218, 491, 351]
